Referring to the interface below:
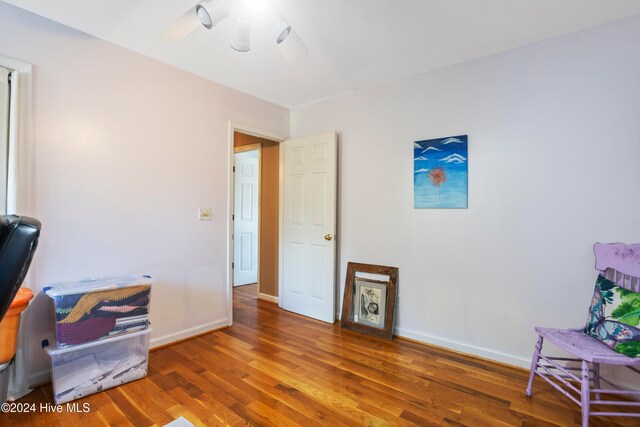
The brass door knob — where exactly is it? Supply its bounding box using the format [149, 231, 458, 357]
[325, 234, 333, 241]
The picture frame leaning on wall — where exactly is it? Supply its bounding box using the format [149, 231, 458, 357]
[340, 262, 398, 340]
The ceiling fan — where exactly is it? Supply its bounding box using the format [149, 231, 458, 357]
[166, 0, 308, 61]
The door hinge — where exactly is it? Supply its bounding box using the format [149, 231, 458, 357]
[233, 166, 235, 172]
[232, 214, 234, 221]
[232, 262, 234, 269]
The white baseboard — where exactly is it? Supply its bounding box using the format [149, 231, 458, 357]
[394, 327, 530, 369]
[257, 293, 278, 304]
[29, 369, 51, 389]
[150, 318, 229, 348]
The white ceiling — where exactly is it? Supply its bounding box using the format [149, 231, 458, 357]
[4, 0, 640, 108]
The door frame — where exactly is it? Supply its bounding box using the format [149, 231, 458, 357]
[227, 121, 286, 327]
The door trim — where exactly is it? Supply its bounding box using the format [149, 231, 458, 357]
[234, 143, 262, 154]
[227, 121, 286, 327]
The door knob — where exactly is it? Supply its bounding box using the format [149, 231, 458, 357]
[325, 234, 333, 241]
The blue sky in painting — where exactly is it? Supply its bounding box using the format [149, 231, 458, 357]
[414, 135, 468, 208]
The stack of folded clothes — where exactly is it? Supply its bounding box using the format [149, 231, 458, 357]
[44, 276, 152, 347]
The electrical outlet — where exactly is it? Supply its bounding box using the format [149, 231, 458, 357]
[198, 208, 212, 221]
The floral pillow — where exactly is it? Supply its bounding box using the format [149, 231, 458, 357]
[585, 275, 640, 357]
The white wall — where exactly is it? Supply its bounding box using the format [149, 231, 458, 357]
[0, 2, 288, 383]
[291, 14, 640, 368]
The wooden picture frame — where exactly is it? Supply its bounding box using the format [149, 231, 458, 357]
[340, 262, 398, 340]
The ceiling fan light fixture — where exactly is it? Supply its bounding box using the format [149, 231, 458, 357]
[277, 28, 308, 61]
[276, 26, 291, 44]
[261, 11, 291, 45]
[174, 0, 307, 59]
[230, 16, 251, 52]
[196, 0, 232, 30]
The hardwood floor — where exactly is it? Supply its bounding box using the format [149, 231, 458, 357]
[2, 284, 638, 426]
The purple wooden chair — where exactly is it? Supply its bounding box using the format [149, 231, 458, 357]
[526, 243, 640, 426]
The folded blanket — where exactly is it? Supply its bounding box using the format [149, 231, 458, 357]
[59, 285, 151, 324]
[56, 317, 117, 345]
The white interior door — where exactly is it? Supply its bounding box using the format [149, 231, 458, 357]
[234, 151, 259, 286]
[282, 131, 337, 323]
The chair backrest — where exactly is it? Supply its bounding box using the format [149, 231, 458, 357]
[0, 215, 41, 321]
[594, 242, 640, 292]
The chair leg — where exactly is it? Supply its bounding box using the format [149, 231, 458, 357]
[526, 335, 543, 396]
[581, 360, 590, 427]
[592, 363, 601, 400]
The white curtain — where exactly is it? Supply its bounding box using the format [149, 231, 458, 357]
[0, 66, 10, 214]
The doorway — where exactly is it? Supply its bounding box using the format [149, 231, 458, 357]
[231, 129, 282, 317]
[227, 124, 339, 327]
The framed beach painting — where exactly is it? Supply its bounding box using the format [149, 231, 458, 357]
[414, 135, 468, 208]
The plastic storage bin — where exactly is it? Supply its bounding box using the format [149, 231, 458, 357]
[44, 275, 152, 348]
[45, 328, 151, 404]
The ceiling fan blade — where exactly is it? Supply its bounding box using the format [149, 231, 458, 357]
[163, 5, 201, 42]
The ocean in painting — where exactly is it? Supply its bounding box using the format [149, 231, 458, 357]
[414, 135, 468, 208]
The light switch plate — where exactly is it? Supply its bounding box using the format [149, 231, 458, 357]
[198, 208, 212, 221]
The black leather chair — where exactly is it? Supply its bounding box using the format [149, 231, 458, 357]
[0, 215, 41, 322]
